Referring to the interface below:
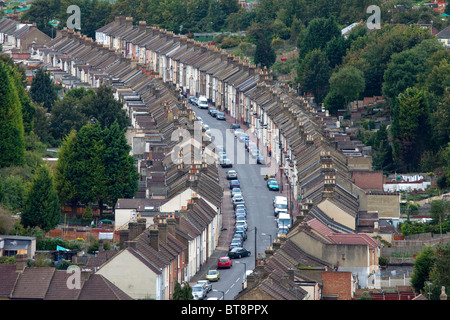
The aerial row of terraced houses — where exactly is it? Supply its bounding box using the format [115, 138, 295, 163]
[0, 16, 409, 300]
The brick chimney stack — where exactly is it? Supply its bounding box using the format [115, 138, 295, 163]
[149, 225, 159, 251]
[119, 229, 129, 249]
[167, 213, 176, 236]
[15, 254, 28, 272]
[157, 217, 168, 244]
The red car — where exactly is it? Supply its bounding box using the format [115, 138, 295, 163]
[217, 256, 232, 268]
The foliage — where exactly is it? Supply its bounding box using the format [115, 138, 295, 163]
[297, 49, 331, 104]
[410, 244, 450, 299]
[173, 281, 193, 300]
[391, 87, 430, 172]
[247, 22, 276, 68]
[55, 122, 138, 215]
[0, 61, 25, 168]
[21, 165, 60, 232]
[297, 16, 340, 58]
[29, 68, 58, 112]
[329, 66, 365, 111]
[411, 246, 437, 294]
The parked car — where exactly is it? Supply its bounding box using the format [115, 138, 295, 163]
[228, 247, 251, 259]
[235, 204, 247, 213]
[229, 180, 240, 189]
[188, 96, 198, 106]
[235, 229, 247, 241]
[237, 133, 249, 142]
[229, 242, 241, 251]
[231, 187, 242, 197]
[216, 112, 225, 120]
[230, 238, 243, 248]
[246, 141, 257, 151]
[236, 220, 248, 231]
[197, 280, 212, 292]
[192, 283, 208, 300]
[234, 128, 244, 137]
[230, 124, 241, 130]
[226, 170, 238, 180]
[233, 200, 245, 210]
[232, 194, 244, 203]
[235, 210, 246, 217]
[217, 256, 233, 268]
[208, 107, 217, 116]
[235, 225, 246, 233]
[233, 232, 244, 243]
[250, 148, 260, 158]
[267, 178, 279, 191]
[256, 155, 265, 164]
[206, 269, 220, 281]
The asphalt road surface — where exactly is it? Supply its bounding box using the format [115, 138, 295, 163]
[190, 101, 281, 300]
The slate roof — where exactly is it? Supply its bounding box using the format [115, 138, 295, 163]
[437, 26, 450, 39]
[0, 264, 19, 298]
[4, 265, 132, 300]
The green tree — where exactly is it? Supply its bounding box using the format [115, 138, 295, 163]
[428, 244, 450, 300]
[382, 38, 444, 103]
[411, 246, 437, 294]
[173, 281, 193, 300]
[101, 122, 139, 211]
[80, 84, 129, 131]
[0, 62, 25, 168]
[391, 87, 430, 172]
[56, 123, 138, 215]
[328, 66, 365, 111]
[50, 92, 90, 142]
[21, 165, 60, 232]
[247, 23, 276, 68]
[297, 16, 340, 58]
[297, 49, 331, 104]
[29, 68, 58, 112]
[323, 89, 346, 115]
[54, 130, 80, 215]
[430, 200, 450, 236]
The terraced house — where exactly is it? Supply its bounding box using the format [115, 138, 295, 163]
[22, 14, 401, 296]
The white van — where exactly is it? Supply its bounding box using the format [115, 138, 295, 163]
[273, 196, 288, 216]
[277, 212, 291, 230]
[198, 96, 208, 109]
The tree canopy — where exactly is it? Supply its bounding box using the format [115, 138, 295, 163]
[21, 165, 60, 232]
[0, 61, 25, 168]
[55, 122, 138, 215]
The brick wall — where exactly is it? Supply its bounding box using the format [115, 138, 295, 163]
[321, 271, 353, 300]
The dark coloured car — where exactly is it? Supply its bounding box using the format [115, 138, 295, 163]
[256, 155, 265, 164]
[229, 179, 240, 189]
[230, 124, 241, 130]
[216, 112, 225, 120]
[228, 247, 251, 259]
[208, 107, 217, 116]
[188, 96, 198, 106]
